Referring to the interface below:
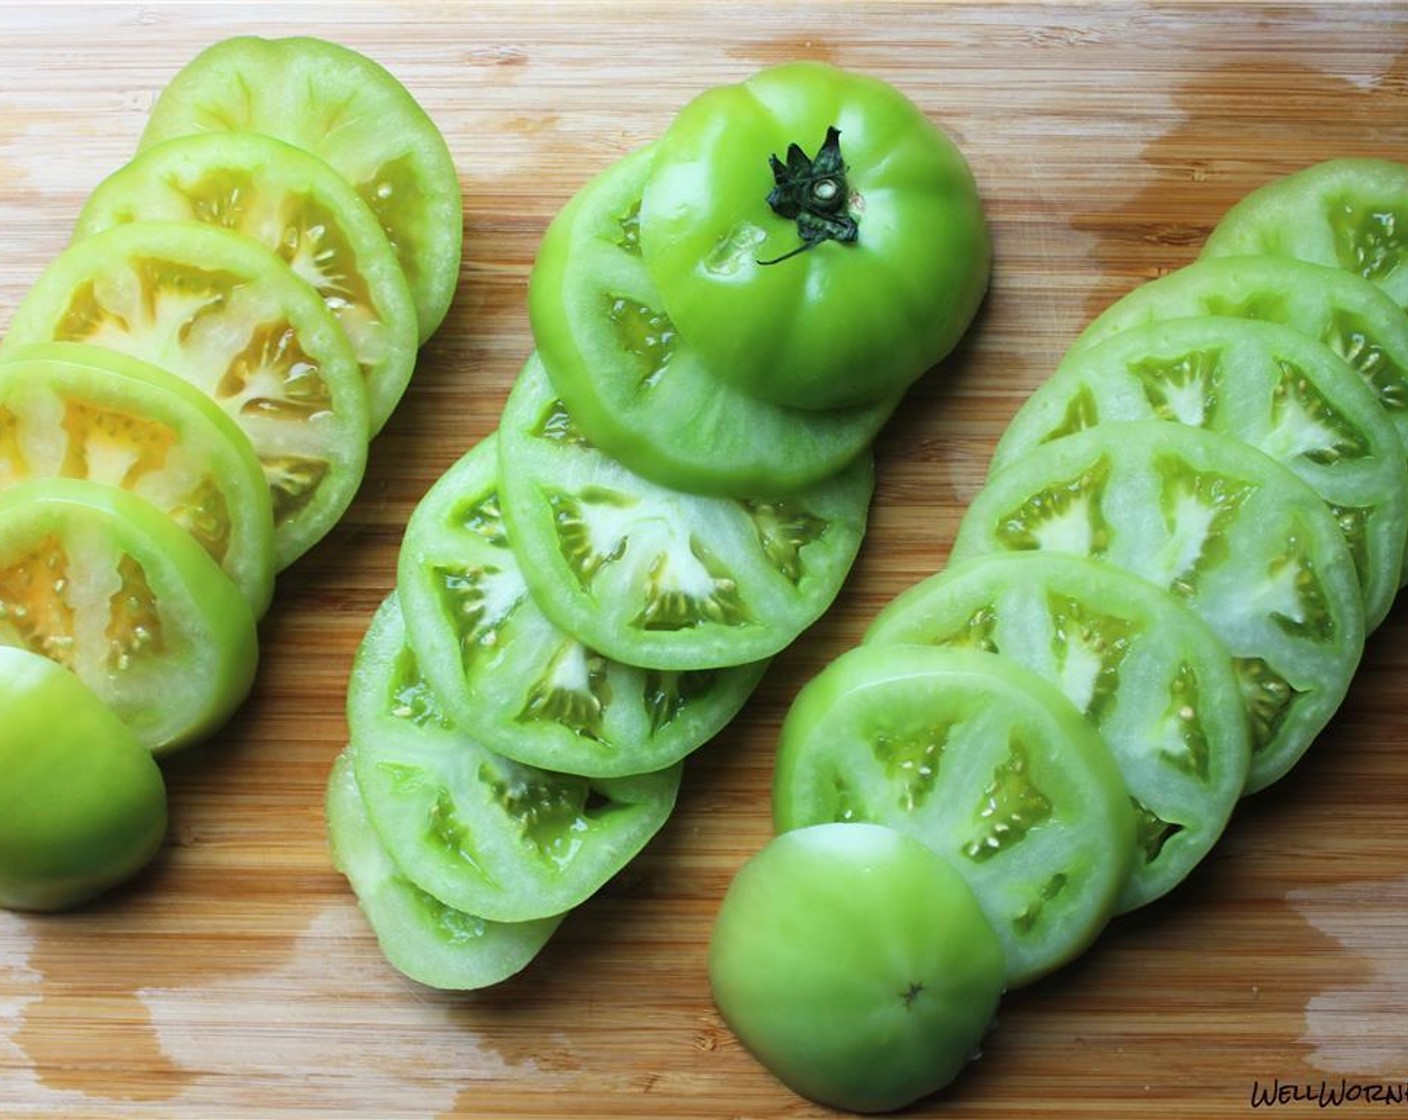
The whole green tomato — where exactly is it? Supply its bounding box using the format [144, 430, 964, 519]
[709, 822, 1004, 1112]
[640, 62, 990, 410]
[0, 647, 167, 911]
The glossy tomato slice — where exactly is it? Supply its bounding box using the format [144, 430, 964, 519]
[397, 434, 767, 778]
[76, 131, 419, 434]
[639, 62, 989, 410]
[866, 552, 1251, 912]
[773, 644, 1135, 987]
[1, 220, 369, 569]
[0, 342, 275, 617]
[1073, 255, 1408, 474]
[1203, 158, 1408, 310]
[496, 354, 873, 670]
[529, 143, 896, 496]
[325, 750, 563, 990]
[0, 477, 258, 753]
[346, 595, 681, 924]
[993, 315, 1408, 622]
[138, 35, 461, 341]
[952, 420, 1365, 794]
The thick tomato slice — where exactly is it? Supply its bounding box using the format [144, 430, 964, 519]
[773, 644, 1135, 988]
[0, 477, 258, 753]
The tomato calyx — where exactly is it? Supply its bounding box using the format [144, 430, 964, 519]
[759, 125, 858, 265]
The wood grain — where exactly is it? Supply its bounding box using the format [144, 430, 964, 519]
[2, 3, 1408, 1117]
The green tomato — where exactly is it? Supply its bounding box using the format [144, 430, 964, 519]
[709, 822, 1004, 1113]
[0, 647, 166, 911]
[639, 61, 989, 410]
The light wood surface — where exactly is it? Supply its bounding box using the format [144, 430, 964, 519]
[3, 3, 1408, 1117]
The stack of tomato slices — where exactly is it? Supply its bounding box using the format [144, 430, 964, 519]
[713, 157, 1408, 1112]
[324, 62, 992, 991]
[0, 35, 460, 911]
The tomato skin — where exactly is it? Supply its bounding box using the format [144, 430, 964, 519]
[709, 822, 1004, 1113]
[0, 647, 166, 911]
[640, 62, 989, 410]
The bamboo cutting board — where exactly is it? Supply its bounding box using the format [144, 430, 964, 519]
[2, 3, 1408, 1117]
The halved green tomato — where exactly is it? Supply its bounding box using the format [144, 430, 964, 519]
[773, 644, 1135, 987]
[0, 220, 370, 569]
[865, 552, 1251, 912]
[1203, 158, 1408, 310]
[397, 434, 768, 778]
[529, 143, 896, 496]
[951, 420, 1365, 794]
[0, 477, 258, 753]
[326, 749, 563, 990]
[75, 131, 419, 434]
[138, 35, 462, 341]
[0, 342, 275, 618]
[496, 354, 874, 670]
[347, 595, 682, 924]
[992, 316, 1408, 622]
[1073, 255, 1408, 475]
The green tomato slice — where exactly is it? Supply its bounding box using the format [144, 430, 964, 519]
[0, 342, 275, 618]
[347, 594, 682, 924]
[993, 316, 1408, 622]
[1203, 158, 1408, 310]
[0, 647, 167, 913]
[0, 477, 258, 753]
[529, 142, 896, 496]
[76, 131, 419, 434]
[0, 219, 370, 569]
[773, 644, 1135, 988]
[497, 354, 873, 670]
[138, 35, 461, 341]
[1073, 255, 1408, 474]
[709, 822, 1004, 1113]
[951, 420, 1365, 794]
[639, 61, 989, 410]
[398, 434, 768, 778]
[325, 749, 562, 990]
[865, 552, 1251, 912]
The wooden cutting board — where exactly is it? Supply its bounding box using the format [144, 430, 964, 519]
[2, 3, 1407, 1117]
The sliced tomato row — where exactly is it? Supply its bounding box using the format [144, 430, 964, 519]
[755, 157, 1408, 1107]
[0, 36, 461, 911]
[327, 65, 991, 990]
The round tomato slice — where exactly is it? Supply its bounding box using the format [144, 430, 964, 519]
[0, 341, 275, 617]
[773, 644, 1135, 988]
[496, 354, 873, 670]
[866, 552, 1251, 912]
[0, 219, 369, 569]
[1073, 255, 1408, 472]
[397, 434, 768, 778]
[952, 420, 1365, 794]
[0, 477, 258, 753]
[529, 142, 896, 496]
[138, 35, 461, 341]
[993, 316, 1408, 622]
[76, 131, 419, 434]
[639, 61, 989, 410]
[347, 595, 681, 924]
[325, 750, 563, 990]
[1202, 158, 1408, 310]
